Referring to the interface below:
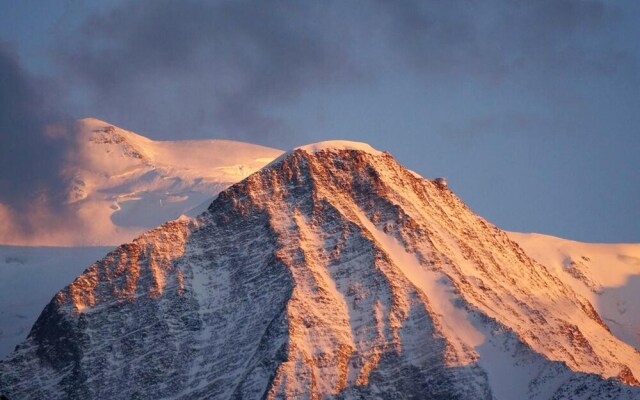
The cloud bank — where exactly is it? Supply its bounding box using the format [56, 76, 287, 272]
[49, 0, 634, 142]
[57, 0, 360, 143]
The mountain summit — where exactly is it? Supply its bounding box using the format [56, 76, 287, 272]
[2, 143, 639, 399]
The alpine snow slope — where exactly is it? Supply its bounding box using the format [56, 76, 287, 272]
[2, 142, 639, 399]
[508, 232, 640, 352]
[0, 118, 282, 246]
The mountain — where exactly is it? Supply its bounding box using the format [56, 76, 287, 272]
[1, 142, 639, 399]
[0, 118, 283, 246]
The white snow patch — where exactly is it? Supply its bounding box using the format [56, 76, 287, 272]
[294, 140, 383, 156]
[264, 140, 383, 170]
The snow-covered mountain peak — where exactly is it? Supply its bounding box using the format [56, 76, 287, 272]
[294, 140, 383, 156]
[72, 118, 282, 180]
[265, 139, 384, 170]
[2, 145, 640, 399]
[2, 119, 283, 246]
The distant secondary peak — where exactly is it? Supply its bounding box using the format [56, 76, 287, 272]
[294, 140, 383, 156]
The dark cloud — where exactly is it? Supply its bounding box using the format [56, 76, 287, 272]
[0, 43, 81, 242]
[56, 0, 360, 144]
[0, 43, 68, 206]
[51, 0, 635, 145]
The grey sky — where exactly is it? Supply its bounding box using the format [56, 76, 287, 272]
[0, 0, 638, 242]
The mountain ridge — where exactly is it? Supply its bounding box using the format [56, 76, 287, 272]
[2, 144, 639, 399]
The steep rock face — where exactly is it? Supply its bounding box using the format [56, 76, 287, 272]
[2, 144, 640, 399]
